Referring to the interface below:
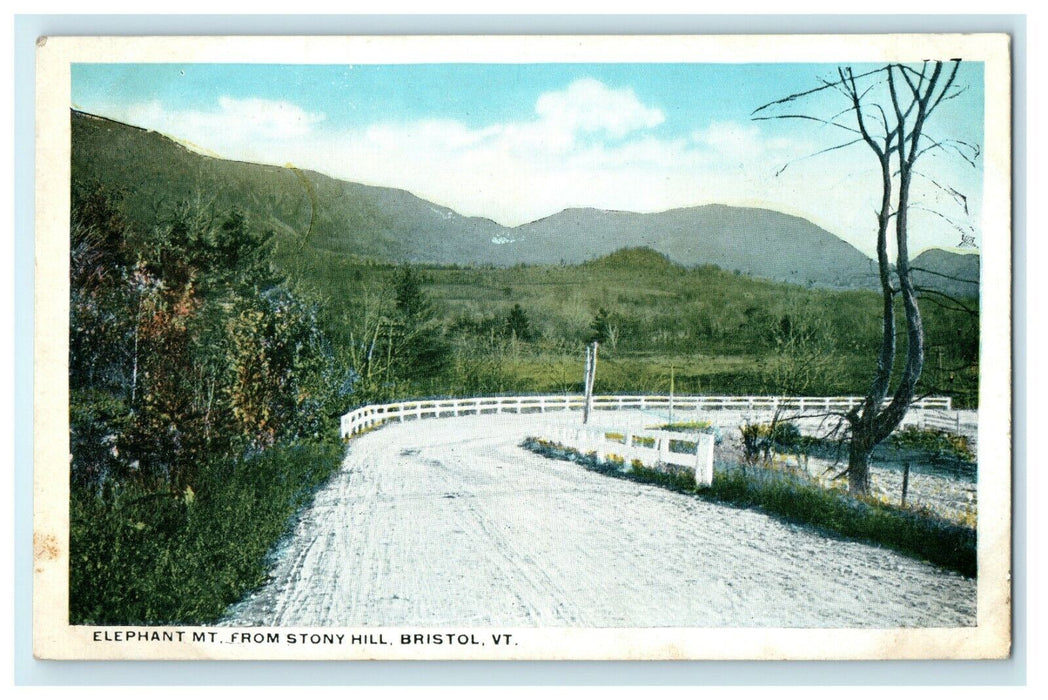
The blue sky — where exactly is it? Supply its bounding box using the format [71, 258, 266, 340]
[72, 62, 985, 257]
[73, 63, 866, 136]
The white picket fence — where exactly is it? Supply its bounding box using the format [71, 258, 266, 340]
[910, 410, 975, 433]
[536, 423, 715, 487]
[339, 394, 954, 439]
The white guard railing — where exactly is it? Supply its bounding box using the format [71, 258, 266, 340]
[339, 394, 954, 439]
[912, 411, 971, 433]
[536, 423, 715, 487]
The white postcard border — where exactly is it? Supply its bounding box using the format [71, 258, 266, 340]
[33, 33, 1013, 662]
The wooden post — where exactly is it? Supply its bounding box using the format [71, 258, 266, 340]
[901, 462, 911, 507]
[590, 342, 598, 411]
[669, 365, 675, 426]
[583, 341, 599, 424]
[696, 434, 714, 486]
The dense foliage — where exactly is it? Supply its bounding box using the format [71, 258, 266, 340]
[69, 185, 350, 623]
[299, 247, 978, 408]
[71, 442, 342, 624]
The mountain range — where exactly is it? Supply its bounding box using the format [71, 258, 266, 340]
[70, 109, 979, 297]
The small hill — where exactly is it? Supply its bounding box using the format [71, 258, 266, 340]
[911, 249, 980, 299]
[71, 110, 507, 264]
[581, 246, 679, 270]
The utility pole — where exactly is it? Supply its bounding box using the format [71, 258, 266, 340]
[583, 341, 599, 424]
[669, 364, 675, 425]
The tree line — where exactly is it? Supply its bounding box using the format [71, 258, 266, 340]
[70, 185, 351, 495]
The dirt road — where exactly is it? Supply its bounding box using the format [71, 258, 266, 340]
[223, 412, 975, 628]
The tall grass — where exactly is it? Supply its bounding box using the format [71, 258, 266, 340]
[69, 442, 343, 625]
[705, 466, 976, 577]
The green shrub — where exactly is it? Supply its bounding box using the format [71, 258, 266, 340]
[652, 420, 712, 432]
[770, 421, 802, 446]
[703, 466, 976, 577]
[70, 442, 343, 625]
[741, 420, 812, 464]
[890, 426, 975, 462]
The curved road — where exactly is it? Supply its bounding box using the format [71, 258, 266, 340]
[224, 412, 975, 628]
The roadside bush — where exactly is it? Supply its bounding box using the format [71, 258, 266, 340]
[890, 426, 975, 462]
[706, 466, 976, 577]
[652, 420, 712, 432]
[70, 441, 343, 625]
[741, 420, 809, 464]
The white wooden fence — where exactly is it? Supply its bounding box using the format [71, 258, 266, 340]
[536, 423, 715, 487]
[340, 394, 954, 439]
[910, 411, 975, 433]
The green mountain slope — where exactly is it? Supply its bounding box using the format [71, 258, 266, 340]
[911, 248, 980, 299]
[71, 110, 507, 264]
[71, 109, 979, 296]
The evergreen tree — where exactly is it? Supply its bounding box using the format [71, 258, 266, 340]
[506, 303, 534, 342]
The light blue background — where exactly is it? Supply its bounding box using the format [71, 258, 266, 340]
[13, 13, 1027, 686]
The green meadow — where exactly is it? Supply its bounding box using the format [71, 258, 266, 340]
[278, 244, 979, 408]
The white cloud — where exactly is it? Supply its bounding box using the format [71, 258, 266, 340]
[113, 96, 325, 149]
[534, 78, 665, 142]
[214, 97, 325, 138]
[691, 120, 798, 162]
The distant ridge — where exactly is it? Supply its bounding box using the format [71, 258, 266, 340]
[70, 109, 978, 296]
[506, 204, 879, 288]
[911, 248, 980, 299]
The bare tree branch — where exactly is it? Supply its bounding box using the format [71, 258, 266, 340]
[909, 202, 976, 236]
[751, 66, 886, 116]
[912, 169, 973, 216]
[914, 133, 980, 167]
[916, 289, 978, 316]
[752, 113, 861, 135]
[910, 264, 979, 286]
[772, 138, 865, 176]
[928, 60, 962, 115]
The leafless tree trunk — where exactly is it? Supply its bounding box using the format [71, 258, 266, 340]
[756, 61, 970, 495]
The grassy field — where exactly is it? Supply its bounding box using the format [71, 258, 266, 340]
[277, 245, 979, 407]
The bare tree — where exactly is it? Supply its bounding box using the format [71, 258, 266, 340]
[754, 61, 977, 494]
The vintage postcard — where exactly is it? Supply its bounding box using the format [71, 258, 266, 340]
[34, 34, 1012, 660]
